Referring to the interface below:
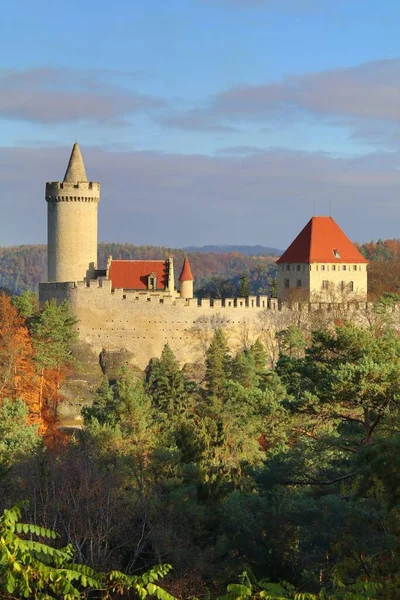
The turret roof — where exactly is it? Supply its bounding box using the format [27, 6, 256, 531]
[179, 257, 194, 281]
[63, 143, 88, 182]
[276, 216, 368, 264]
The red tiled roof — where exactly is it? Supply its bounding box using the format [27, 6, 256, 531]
[179, 257, 194, 281]
[276, 216, 368, 264]
[108, 260, 168, 290]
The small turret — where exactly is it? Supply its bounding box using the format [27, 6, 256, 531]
[179, 257, 194, 299]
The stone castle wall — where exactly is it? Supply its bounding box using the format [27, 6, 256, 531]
[39, 280, 371, 370]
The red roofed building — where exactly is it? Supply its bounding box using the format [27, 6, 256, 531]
[276, 216, 368, 301]
[105, 256, 194, 298]
[107, 258, 172, 292]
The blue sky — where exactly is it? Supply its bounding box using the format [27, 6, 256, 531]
[1, 0, 400, 248]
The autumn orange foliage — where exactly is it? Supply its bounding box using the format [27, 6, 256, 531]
[0, 293, 66, 439]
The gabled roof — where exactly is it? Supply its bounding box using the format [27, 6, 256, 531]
[179, 257, 194, 282]
[108, 259, 169, 290]
[64, 143, 88, 182]
[276, 216, 368, 264]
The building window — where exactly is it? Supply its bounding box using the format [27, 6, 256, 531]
[284, 279, 290, 289]
[322, 280, 328, 289]
[332, 265, 336, 271]
[297, 279, 302, 287]
[148, 273, 157, 290]
[341, 281, 345, 291]
[342, 265, 347, 271]
[321, 265, 325, 271]
[286, 265, 290, 271]
[349, 281, 354, 291]
[297, 264, 301, 271]
[353, 265, 357, 271]
[333, 249, 340, 258]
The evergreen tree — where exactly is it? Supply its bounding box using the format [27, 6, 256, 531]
[11, 290, 38, 319]
[29, 299, 78, 372]
[146, 344, 193, 419]
[238, 273, 250, 298]
[231, 350, 258, 389]
[250, 338, 268, 371]
[205, 329, 231, 398]
[0, 399, 40, 475]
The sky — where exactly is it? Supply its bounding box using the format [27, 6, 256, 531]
[1, 0, 400, 249]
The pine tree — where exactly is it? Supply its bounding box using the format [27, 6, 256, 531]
[238, 273, 250, 298]
[146, 344, 190, 417]
[205, 329, 231, 398]
[29, 299, 78, 432]
[251, 338, 268, 372]
[0, 399, 40, 475]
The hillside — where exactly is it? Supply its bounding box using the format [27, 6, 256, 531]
[183, 244, 282, 256]
[0, 243, 277, 296]
[2, 238, 400, 299]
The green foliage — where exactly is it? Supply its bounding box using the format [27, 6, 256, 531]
[205, 329, 232, 398]
[146, 344, 194, 418]
[239, 274, 251, 298]
[0, 399, 40, 474]
[0, 503, 176, 600]
[218, 572, 382, 600]
[29, 299, 78, 371]
[11, 290, 39, 319]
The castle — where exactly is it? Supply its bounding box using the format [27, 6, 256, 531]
[39, 144, 368, 370]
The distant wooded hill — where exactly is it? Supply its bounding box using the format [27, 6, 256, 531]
[0, 243, 278, 296]
[1, 239, 399, 298]
[183, 244, 282, 256]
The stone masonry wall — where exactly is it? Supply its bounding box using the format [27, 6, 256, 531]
[39, 280, 372, 370]
[40, 280, 275, 369]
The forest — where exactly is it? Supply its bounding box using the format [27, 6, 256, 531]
[0, 288, 399, 599]
[1, 238, 400, 300]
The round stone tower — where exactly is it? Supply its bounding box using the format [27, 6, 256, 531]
[45, 143, 100, 282]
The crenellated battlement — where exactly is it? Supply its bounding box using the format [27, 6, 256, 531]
[40, 278, 371, 314]
[45, 181, 100, 203]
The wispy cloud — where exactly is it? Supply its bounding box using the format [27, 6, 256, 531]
[0, 68, 164, 125]
[159, 108, 238, 133]
[161, 59, 400, 147]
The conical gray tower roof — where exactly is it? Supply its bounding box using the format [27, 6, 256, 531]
[63, 143, 88, 182]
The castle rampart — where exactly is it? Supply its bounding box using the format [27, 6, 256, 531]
[39, 280, 371, 370]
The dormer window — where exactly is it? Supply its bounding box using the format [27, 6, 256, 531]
[333, 249, 340, 258]
[148, 273, 157, 291]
